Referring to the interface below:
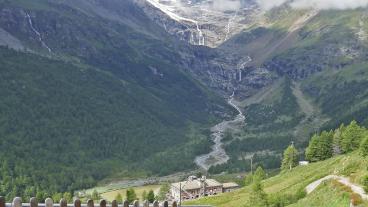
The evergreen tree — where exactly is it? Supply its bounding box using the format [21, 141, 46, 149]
[333, 125, 345, 155]
[254, 166, 266, 181]
[63, 192, 73, 203]
[147, 190, 155, 203]
[142, 190, 147, 201]
[126, 188, 137, 204]
[248, 180, 268, 207]
[91, 190, 100, 201]
[36, 191, 46, 203]
[115, 193, 123, 203]
[305, 134, 320, 162]
[244, 174, 254, 186]
[157, 183, 169, 201]
[305, 131, 333, 162]
[52, 193, 63, 203]
[360, 136, 368, 157]
[340, 121, 366, 153]
[281, 144, 298, 171]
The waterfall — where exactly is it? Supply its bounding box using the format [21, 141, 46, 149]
[25, 13, 52, 53]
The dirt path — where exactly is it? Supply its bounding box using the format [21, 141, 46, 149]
[306, 175, 368, 200]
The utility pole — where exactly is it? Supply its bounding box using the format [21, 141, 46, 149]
[179, 182, 182, 207]
[250, 156, 253, 174]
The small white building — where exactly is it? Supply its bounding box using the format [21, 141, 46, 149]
[299, 161, 309, 166]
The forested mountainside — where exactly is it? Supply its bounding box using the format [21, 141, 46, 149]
[0, 0, 233, 200]
[202, 7, 368, 173]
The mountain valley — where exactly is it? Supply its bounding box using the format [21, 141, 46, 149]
[1, 0, 368, 204]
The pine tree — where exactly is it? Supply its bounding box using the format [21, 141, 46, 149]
[126, 188, 137, 204]
[63, 192, 73, 203]
[254, 166, 266, 181]
[115, 193, 123, 203]
[91, 190, 100, 201]
[305, 131, 333, 162]
[248, 179, 268, 207]
[52, 193, 63, 203]
[157, 183, 169, 201]
[340, 121, 366, 153]
[360, 136, 368, 157]
[281, 144, 298, 171]
[333, 125, 345, 155]
[244, 174, 254, 186]
[142, 190, 147, 201]
[305, 134, 320, 162]
[147, 190, 155, 203]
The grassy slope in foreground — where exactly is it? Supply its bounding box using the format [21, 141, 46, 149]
[186, 152, 368, 207]
[289, 181, 351, 207]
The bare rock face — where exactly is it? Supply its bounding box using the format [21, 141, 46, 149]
[132, 0, 275, 97]
[135, 0, 260, 48]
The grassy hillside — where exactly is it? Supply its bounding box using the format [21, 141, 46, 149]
[289, 181, 351, 207]
[301, 62, 368, 128]
[186, 152, 368, 207]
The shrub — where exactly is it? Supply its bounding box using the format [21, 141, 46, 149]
[254, 166, 267, 181]
[295, 187, 307, 200]
[351, 193, 363, 206]
[361, 175, 368, 193]
[359, 136, 368, 157]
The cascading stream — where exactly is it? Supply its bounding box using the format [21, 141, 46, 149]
[145, 0, 205, 46]
[194, 92, 245, 171]
[25, 13, 52, 53]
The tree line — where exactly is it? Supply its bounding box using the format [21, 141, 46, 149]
[305, 120, 368, 162]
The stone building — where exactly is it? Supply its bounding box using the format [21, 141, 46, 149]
[170, 176, 239, 201]
[222, 182, 240, 192]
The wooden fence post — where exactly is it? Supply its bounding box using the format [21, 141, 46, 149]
[12, 197, 22, 207]
[133, 200, 139, 207]
[87, 199, 94, 207]
[111, 200, 118, 207]
[30, 197, 38, 207]
[153, 200, 159, 207]
[45, 198, 53, 207]
[74, 199, 81, 207]
[0, 197, 5, 207]
[172, 201, 178, 207]
[99, 200, 107, 207]
[123, 200, 129, 207]
[60, 198, 67, 207]
[163, 201, 168, 207]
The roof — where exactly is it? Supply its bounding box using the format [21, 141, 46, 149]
[205, 179, 223, 187]
[171, 179, 223, 191]
[222, 182, 240, 188]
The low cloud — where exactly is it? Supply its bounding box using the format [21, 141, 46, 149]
[211, 0, 242, 11]
[256, 0, 368, 10]
[256, 0, 287, 10]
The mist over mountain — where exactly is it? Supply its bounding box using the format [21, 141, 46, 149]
[257, 0, 368, 10]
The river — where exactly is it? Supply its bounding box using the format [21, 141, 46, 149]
[194, 92, 245, 171]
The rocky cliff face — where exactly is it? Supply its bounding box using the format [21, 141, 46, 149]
[133, 0, 275, 97]
[135, 0, 260, 48]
